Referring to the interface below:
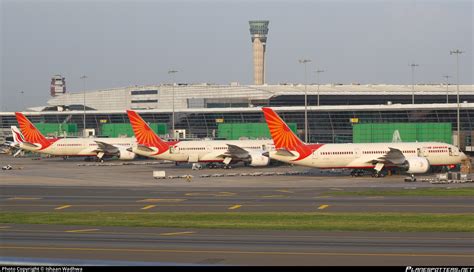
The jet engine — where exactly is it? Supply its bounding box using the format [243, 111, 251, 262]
[404, 157, 430, 174]
[249, 153, 270, 167]
[118, 148, 136, 160]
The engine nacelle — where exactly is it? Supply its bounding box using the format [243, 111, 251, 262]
[118, 148, 136, 160]
[404, 157, 430, 174]
[249, 153, 270, 167]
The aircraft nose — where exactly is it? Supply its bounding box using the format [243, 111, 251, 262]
[460, 152, 469, 161]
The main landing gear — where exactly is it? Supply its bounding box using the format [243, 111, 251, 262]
[371, 172, 385, 178]
[351, 169, 385, 178]
[206, 162, 232, 169]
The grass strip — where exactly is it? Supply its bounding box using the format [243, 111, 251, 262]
[0, 212, 473, 232]
[325, 187, 474, 197]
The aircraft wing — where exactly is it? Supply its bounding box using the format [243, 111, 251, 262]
[94, 141, 120, 156]
[221, 144, 250, 160]
[366, 147, 406, 165]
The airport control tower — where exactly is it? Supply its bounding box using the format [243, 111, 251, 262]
[249, 20, 269, 85]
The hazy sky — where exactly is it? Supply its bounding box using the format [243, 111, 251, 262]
[1, 0, 472, 111]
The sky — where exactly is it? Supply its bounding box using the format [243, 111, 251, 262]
[1, 0, 472, 111]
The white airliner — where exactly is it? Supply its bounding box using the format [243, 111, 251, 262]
[262, 107, 468, 177]
[14, 112, 137, 161]
[126, 110, 273, 167]
[6, 126, 25, 157]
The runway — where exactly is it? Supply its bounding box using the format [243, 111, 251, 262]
[1, 185, 473, 213]
[1, 224, 473, 265]
[1, 155, 473, 265]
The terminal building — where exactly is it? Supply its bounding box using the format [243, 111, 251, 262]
[1, 83, 473, 152]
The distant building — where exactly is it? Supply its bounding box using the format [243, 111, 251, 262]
[50, 75, 66, 97]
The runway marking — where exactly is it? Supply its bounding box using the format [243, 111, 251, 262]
[366, 196, 385, 199]
[137, 199, 185, 203]
[228, 205, 242, 210]
[7, 197, 42, 200]
[185, 192, 236, 197]
[262, 195, 286, 198]
[318, 205, 329, 210]
[54, 205, 72, 210]
[160, 231, 195, 236]
[313, 196, 332, 199]
[276, 190, 294, 194]
[65, 229, 100, 233]
[1, 246, 472, 258]
[0, 228, 472, 241]
[329, 188, 344, 191]
[141, 205, 156, 210]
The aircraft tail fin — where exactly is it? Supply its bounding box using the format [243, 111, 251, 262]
[126, 110, 169, 153]
[14, 112, 50, 148]
[11, 126, 25, 144]
[262, 107, 312, 158]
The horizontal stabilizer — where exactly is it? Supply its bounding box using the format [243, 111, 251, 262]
[275, 148, 296, 157]
[22, 142, 40, 149]
[136, 144, 155, 153]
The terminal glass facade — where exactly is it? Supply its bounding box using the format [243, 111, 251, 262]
[1, 108, 473, 148]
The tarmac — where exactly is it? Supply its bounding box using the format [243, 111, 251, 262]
[0, 154, 473, 265]
[1, 185, 473, 213]
[1, 224, 473, 266]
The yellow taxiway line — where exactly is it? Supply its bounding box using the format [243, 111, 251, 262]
[0, 245, 472, 258]
[65, 229, 100, 233]
[228, 205, 242, 210]
[160, 231, 195, 236]
[7, 197, 42, 200]
[318, 205, 329, 210]
[137, 199, 185, 203]
[54, 205, 72, 210]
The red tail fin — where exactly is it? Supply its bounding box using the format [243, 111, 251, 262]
[126, 110, 169, 154]
[262, 107, 312, 159]
[15, 112, 51, 149]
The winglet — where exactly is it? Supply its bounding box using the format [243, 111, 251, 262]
[14, 112, 51, 149]
[126, 110, 169, 154]
[262, 107, 312, 160]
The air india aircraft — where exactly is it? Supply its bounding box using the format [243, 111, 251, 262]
[262, 107, 468, 178]
[15, 112, 136, 161]
[126, 110, 273, 168]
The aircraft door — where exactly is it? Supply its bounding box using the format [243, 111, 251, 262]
[418, 147, 429, 157]
[449, 147, 459, 156]
[354, 148, 361, 158]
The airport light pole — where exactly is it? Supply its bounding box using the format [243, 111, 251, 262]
[299, 59, 311, 143]
[443, 75, 451, 104]
[315, 69, 325, 106]
[450, 49, 463, 148]
[80, 75, 87, 137]
[18, 91, 24, 111]
[409, 63, 419, 105]
[168, 69, 178, 138]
